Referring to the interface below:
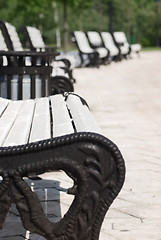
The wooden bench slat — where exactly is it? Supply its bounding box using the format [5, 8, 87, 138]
[0, 101, 23, 146]
[29, 97, 51, 143]
[50, 95, 74, 137]
[3, 100, 35, 147]
[66, 95, 101, 134]
[0, 98, 10, 116]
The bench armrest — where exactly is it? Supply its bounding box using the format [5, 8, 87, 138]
[0, 132, 125, 240]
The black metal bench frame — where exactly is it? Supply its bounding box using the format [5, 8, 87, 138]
[0, 131, 125, 240]
[0, 50, 125, 240]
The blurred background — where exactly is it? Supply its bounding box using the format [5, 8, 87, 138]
[0, 0, 160, 51]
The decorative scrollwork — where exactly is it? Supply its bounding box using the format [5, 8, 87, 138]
[0, 170, 11, 229]
[0, 132, 125, 240]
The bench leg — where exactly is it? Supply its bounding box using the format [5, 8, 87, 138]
[0, 133, 125, 240]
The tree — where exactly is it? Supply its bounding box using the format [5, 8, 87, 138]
[55, 0, 75, 52]
[57, 0, 95, 52]
[0, 0, 160, 48]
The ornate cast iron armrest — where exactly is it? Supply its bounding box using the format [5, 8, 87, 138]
[0, 132, 125, 240]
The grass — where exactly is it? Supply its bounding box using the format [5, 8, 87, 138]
[142, 47, 161, 51]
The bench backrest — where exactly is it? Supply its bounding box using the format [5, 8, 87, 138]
[5, 22, 24, 51]
[113, 31, 130, 55]
[114, 31, 141, 54]
[0, 30, 8, 51]
[101, 32, 119, 57]
[25, 26, 46, 51]
[87, 31, 102, 47]
[73, 31, 94, 53]
[0, 29, 8, 66]
[0, 20, 23, 51]
[113, 31, 128, 45]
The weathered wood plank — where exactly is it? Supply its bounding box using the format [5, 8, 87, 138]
[0, 101, 23, 146]
[0, 97, 10, 116]
[50, 95, 74, 137]
[3, 100, 35, 146]
[66, 95, 101, 133]
[29, 97, 51, 143]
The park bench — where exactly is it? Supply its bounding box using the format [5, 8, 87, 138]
[114, 31, 141, 56]
[72, 31, 101, 67]
[0, 20, 74, 93]
[20, 25, 76, 82]
[0, 92, 125, 240]
[113, 32, 131, 58]
[0, 47, 125, 240]
[100, 32, 121, 61]
[86, 31, 109, 64]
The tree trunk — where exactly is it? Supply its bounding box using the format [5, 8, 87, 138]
[53, 1, 61, 48]
[63, 0, 68, 53]
[109, 0, 114, 33]
[126, 0, 131, 43]
[78, 12, 83, 31]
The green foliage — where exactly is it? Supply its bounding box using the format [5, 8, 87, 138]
[0, 0, 160, 48]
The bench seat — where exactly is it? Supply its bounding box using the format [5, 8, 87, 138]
[0, 93, 125, 240]
[0, 93, 101, 147]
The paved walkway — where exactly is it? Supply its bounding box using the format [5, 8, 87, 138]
[1, 51, 161, 240]
[74, 51, 161, 240]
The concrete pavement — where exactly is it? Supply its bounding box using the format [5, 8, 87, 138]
[74, 51, 161, 240]
[1, 51, 161, 239]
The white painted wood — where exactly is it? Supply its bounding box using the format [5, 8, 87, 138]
[29, 97, 51, 143]
[26, 26, 75, 72]
[0, 30, 8, 65]
[3, 100, 35, 147]
[0, 94, 99, 147]
[96, 47, 108, 58]
[101, 32, 119, 57]
[87, 31, 109, 58]
[26, 26, 45, 50]
[131, 43, 141, 53]
[113, 32, 130, 55]
[87, 31, 102, 46]
[66, 95, 101, 134]
[50, 95, 74, 137]
[0, 101, 23, 146]
[0, 98, 10, 116]
[5, 22, 23, 51]
[74, 31, 94, 54]
[0, 30, 8, 50]
[5, 22, 32, 66]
